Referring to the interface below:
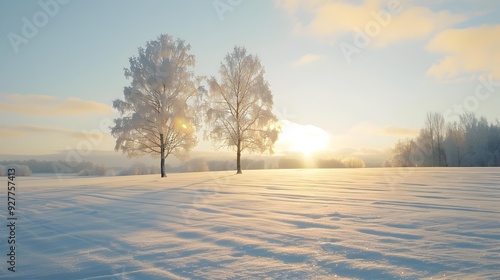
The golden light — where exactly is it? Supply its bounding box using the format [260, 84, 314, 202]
[173, 117, 192, 131]
[276, 120, 330, 155]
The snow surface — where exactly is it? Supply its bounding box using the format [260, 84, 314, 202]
[2, 168, 499, 279]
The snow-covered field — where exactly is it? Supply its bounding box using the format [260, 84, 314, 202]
[2, 168, 499, 279]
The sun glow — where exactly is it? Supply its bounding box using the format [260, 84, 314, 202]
[277, 120, 330, 155]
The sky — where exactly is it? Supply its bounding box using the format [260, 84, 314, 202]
[1, 0, 499, 162]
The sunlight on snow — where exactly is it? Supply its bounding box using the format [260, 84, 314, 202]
[276, 120, 330, 155]
[12, 168, 500, 279]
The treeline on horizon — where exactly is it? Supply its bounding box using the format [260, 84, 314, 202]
[0, 155, 367, 177]
[389, 112, 500, 167]
[0, 160, 158, 176]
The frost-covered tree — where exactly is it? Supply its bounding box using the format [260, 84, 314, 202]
[414, 128, 433, 166]
[111, 34, 201, 177]
[391, 138, 417, 167]
[461, 114, 491, 166]
[487, 120, 500, 166]
[203, 46, 280, 174]
[443, 121, 466, 166]
[341, 156, 366, 168]
[390, 112, 500, 168]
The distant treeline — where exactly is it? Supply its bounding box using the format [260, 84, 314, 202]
[0, 156, 366, 177]
[390, 112, 500, 167]
[0, 160, 101, 175]
[0, 164, 32, 176]
[181, 156, 365, 172]
[0, 160, 160, 176]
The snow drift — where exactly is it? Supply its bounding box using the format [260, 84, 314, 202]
[2, 168, 499, 279]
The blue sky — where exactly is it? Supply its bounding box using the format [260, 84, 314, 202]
[1, 0, 499, 158]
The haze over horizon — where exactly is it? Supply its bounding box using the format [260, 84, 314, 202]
[1, 0, 499, 162]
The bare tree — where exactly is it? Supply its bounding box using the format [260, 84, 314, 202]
[424, 113, 435, 166]
[425, 112, 446, 166]
[111, 34, 201, 177]
[435, 113, 446, 166]
[203, 46, 280, 174]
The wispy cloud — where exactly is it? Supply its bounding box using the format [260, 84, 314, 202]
[426, 25, 500, 80]
[0, 94, 113, 116]
[276, 0, 467, 47]
[0, 124, 75, 138]
[293, 53, 325, 66]
[0, 124, 111, 141]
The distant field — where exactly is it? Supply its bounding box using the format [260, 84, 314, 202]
[1, 168, 499, 279]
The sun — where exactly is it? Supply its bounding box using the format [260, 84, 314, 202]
[277, 120, 330, 155]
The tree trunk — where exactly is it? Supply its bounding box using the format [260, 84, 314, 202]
[437, 140, 442, 166]
[236, 140, 242, 174]
[160, 133, 166, 178]
[161, 157, 166, 178]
